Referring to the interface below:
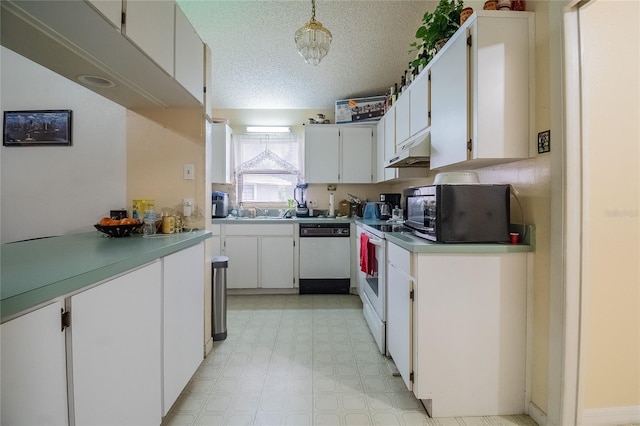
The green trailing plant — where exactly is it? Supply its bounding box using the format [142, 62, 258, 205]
[410, 0, 464, 69]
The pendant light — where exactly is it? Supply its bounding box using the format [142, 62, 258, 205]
[294, 0, 332, 66]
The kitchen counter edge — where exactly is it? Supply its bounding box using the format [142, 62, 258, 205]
[212, 217, 356, 224]
[356, 220, 535, 254]
[1, 230, 212, 323]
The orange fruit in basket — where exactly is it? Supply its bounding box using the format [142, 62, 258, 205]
[109, 218, 122, 225]
[99, 217, 113, 226]
[121, 218, 138, 225]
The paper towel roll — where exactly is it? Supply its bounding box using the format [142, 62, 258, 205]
[329, 193, 335, 217]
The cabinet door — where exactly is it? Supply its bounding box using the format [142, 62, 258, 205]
[387, 248, 413, 390]
[71, 262, 162, 426]
[409, 71, 430, 136]
[375, 119, 385, 183]
[261, 237, 294, 288]
[210, 123, 232, 184]
[382, 110, 398, 181]
[305, 125, 340, 183]
[124, 0, 175, 75]
[413, 253, 527, 416]
[341, 126, 373, 183]
[473, 16, 531, 160]
[430, 30, 469, 169]
[395, 91, 410, 145]
[1, 301, 68, 425]
[88, 0, 122, 30]
[224, 236, 259, 288]
[175, 4, 204, 103]
[162, 244, 205, 415]
[204, 44, 213, 119]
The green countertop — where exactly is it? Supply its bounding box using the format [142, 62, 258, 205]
[1, 230, 212, 322]
[212, 216, 355, 224]
[356, 219, 535, 254]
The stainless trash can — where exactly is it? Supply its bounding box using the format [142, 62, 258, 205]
[211, 256, 229, 341]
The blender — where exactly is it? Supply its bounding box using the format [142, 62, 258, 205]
[294, 183, 309, 217]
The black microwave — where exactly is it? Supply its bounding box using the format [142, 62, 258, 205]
[403, 184, 511, 243]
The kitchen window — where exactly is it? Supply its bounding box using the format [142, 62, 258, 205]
[234, 132, 303, 205]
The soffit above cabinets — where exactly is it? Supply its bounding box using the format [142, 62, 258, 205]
[0, 0, 201, 110]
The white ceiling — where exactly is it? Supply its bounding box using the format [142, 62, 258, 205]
[176, 0, 434, 110]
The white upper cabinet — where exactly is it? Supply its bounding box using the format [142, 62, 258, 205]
[341, 126, 375, 183]
[3, 0, 205, 110]
[409, 70, 430, 137]
[395, 91, 410, 145]
[210, 123, 233, 184]
[305, 125, 341, 183]
[305, 125, 374, 184]
[88, 0, 122, 30]
[124, 0, 176, 76]
[175, 4, 205, 102]
[378, 107, 425, 181]
[376, 118, 386, 183]
[204, 44, 214, 119]
[430, 11, 534, 170]
[430, 30, 469, 169]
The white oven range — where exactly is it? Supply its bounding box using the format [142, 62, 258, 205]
[357, 223, 388, 355]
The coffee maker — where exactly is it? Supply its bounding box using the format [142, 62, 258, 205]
[379, 193, 402, 220]
[294, 183, 309, 217]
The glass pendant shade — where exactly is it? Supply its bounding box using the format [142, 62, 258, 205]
[295, 0, 332, 66]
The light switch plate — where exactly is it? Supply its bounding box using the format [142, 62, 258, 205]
[183, 163, 195, 180]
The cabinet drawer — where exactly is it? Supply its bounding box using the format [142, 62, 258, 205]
[388, 243, 411, 274]
[223, 224, 294, 236]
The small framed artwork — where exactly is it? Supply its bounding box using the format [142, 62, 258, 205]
[3, 110, 72, 146]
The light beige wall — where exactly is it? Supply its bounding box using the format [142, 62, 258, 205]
[126, 108, 213, 344]
[579, 0, 640, 409]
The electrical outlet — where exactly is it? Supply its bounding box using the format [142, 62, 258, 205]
[183, 163, 195, 180]
[308, 200, 317, 208]
[538, 130, 550, 154]
[327, 184, 336, 191]
[183, 198, 194, 217]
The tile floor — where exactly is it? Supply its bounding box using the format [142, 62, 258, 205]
[162, 294, 538, 426]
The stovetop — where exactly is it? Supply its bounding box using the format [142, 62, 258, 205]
[363, 222, 411, 238]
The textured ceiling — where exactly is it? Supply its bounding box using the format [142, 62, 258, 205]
[176, 0, 433, 110]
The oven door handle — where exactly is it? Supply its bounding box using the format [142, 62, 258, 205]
[366, 236, 384, 246]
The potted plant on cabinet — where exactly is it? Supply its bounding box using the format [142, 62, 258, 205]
[410, 0, 464, 70]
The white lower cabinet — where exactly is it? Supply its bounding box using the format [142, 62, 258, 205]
[386, 242, 527, 417]
[224, 236, 259, 288]
[162, 243, 205, 415]
[1, 301, 69, 425]
[0, 244, 207, 425]
[261, 236, 295, 288]
[71, 261, 163, 426]
[386, 243, 413, 391]
[222, 224, 295, 289]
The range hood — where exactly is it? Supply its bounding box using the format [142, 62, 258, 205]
[386, 128, 430, 168]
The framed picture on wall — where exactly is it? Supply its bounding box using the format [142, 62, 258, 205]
[3, 110, 72, 146]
